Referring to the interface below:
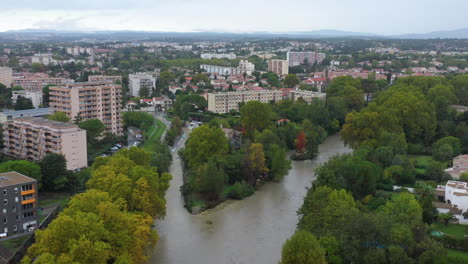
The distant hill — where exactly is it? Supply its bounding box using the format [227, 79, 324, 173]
[393, 28, 468, 39]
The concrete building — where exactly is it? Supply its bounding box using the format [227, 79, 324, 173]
[0, 171, 39, 236]
[288, 90, 327, 103]
[31, 54, 56, 65]
[0, 67, 13, 88]
[12, 90, 43, 108]
[201, 53, 236, 59]
[88, 75, 122, 83]
[238, 60, 255, 75]
[3, 117, 88, 170]
[268, 59, 289, 76]
[128, 73, 156, 97]
[0, 108, 53, 123]
[201, 60, 255, 76]
[287, 52, 326, 67]
[435, 180, 468, 224]
[66, 47, 94, 56]
[13, 76, 72, 92]
[49, 82, 123, 135]
[207, 90, 283, 113]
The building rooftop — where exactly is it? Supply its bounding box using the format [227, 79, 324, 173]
[1, 108, 52, 116]
[13, 116, 79, 129]
[0, 171, 36, 188]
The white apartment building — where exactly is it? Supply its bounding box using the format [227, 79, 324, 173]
[128, 73, 156, 97]
[268, 59, 289, 76]
[207, 90, 283, 113]
[201, 60, 255, 76]
[66, 47, 94, 56]
[238, 60, 255, 75]
[31, 54, 56, 65]
[288, 90, 327, 103]
[12, 90, 43, 108]
[436, 180, 468, 224]
[287, 52, 326, 67]
[3, 117, 88, 170]
[0, 67, 13, 88]
[201, 53, 236, 59]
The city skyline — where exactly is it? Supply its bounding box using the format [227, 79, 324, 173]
[1, 0, 467, 35]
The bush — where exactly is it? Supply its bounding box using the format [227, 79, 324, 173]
[408, 143, 426, 155]
[225, 181, 254, 199]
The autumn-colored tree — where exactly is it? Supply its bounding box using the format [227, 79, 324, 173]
[295, 131, 307, 153]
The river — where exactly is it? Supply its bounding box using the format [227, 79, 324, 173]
[149, 134, 350, 264]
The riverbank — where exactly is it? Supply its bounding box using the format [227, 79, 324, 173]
[150, 134, 351, 264]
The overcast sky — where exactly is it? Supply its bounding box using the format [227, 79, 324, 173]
[1, 0, 467, 35]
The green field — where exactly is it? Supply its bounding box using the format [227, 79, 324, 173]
[0, 235, 31, 252]
[143, 119, 166, 151]
[39, 193, 71, 208]
[434, 222, 467, 240]
[447, 249, 468, 263]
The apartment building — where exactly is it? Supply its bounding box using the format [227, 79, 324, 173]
[0, 67, 13, 88]
[287, 52, 326, 67]
[238, 60, 255, 75]
[12, 90, 42, 108]
[49, 82, 123, 135]
[66, 47, 94, 55]
[268, 59, 289, 76]
[0, 171, 38, 236]
[201, 53, 236, 59]
[288, 90, 326, 103]
[201, 60, 255, 76]
[3, 117, 87, 170]
[208, 90, 283, 113]
[88, 75, 122, 83]
[128, 72, 156, 97]
[13, 76, 72, 92]
[31, 54, 56, 65]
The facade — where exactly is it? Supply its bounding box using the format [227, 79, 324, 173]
[268, 59, 289, 76]
[13, 76, 72, 92]
[3, 117, 87, 170]
[238, 60, 255, 75]
[435, 181, 468, 224]
[31, 54, 56, 65]
[128, 73, 156, 97]
[201, 60, 255, 76]
[66, 47, 94, 55]
[12, 90, 43, 108]
[0, 67, 13, 88]
[207, 90, 283, 113]
[287, 52, 326, 67]
[0, 171, 38, 236]
[201, 53, 236, 59]
[0, 108, 53, 123]
[88, 75, 122, 83]
[49, 82, 123, 135]
[288, 90, 327, 103]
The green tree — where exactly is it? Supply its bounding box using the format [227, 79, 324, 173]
[240, 101, 273, 138]
[432, 136, 461, 161]
[14, 96, 33, 110]
[48, 111, 71, 122]
[195, 160, 225, 201]
[268, 144, 291, 181]
[39, 153, 70, 191]
[283, 74, 300, 88]
[159, 71, 175, 86]
[281, 230, 326, 264]
[185, 125, 229, 169]
[79, 119, 106, 144]
[438, 212, 454, 226]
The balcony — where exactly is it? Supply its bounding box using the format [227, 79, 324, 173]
[21, 198, 35, 205]
[21, 189, 35, 196]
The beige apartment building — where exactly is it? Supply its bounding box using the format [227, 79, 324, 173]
[0, 67, 13, 88]
[13, 77, 71, 92]
[49, 82, 123, 135]
[3, 117, 87, 170]
[88, 75, 122, 83]
[288, 90, 327, 103]
[208, 90, 283, 113]
[268, 59, 289, 76]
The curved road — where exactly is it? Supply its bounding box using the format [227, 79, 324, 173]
[149, 134, 350, 264]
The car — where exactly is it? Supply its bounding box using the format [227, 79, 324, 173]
[110, 146, 119, 151]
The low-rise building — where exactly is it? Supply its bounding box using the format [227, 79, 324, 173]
[12, 90, 43, 108]
[0, 171, 39, 236]
[207, 90, 283, 113]
[288, 90, 327, 103]
[435, 180, 468, 224]
[3, 117, 88, 170]
[88, 75, 122, 83]
[0, 67, 13, 88]
[201, 53, 236, 59]
[0, 108, 53, 123]
[268, 59, 289, 76]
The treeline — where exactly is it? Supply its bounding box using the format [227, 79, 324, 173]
[21, 148, 171, 264]
[165, 116, 183, 146]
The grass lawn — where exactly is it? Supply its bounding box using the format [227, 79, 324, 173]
[0, 235, 32, 252]
[143, 119, 166, 151]
[434, 222, 467, 240]
[447, 249, 468, 262]
[39, 193, 71, 209]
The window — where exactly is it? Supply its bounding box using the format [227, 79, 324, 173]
[15, 197, 18, 203]
[14, 188, 18, 193]
[12, 206, 16, 213]
[3, 190, 6, 196]
[3, 218, 6, 224]
[2, 209, 6, 214]
[21, 184, 32, 191]
[13, 225, 17, 232]
[3, 199, 7, 205]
